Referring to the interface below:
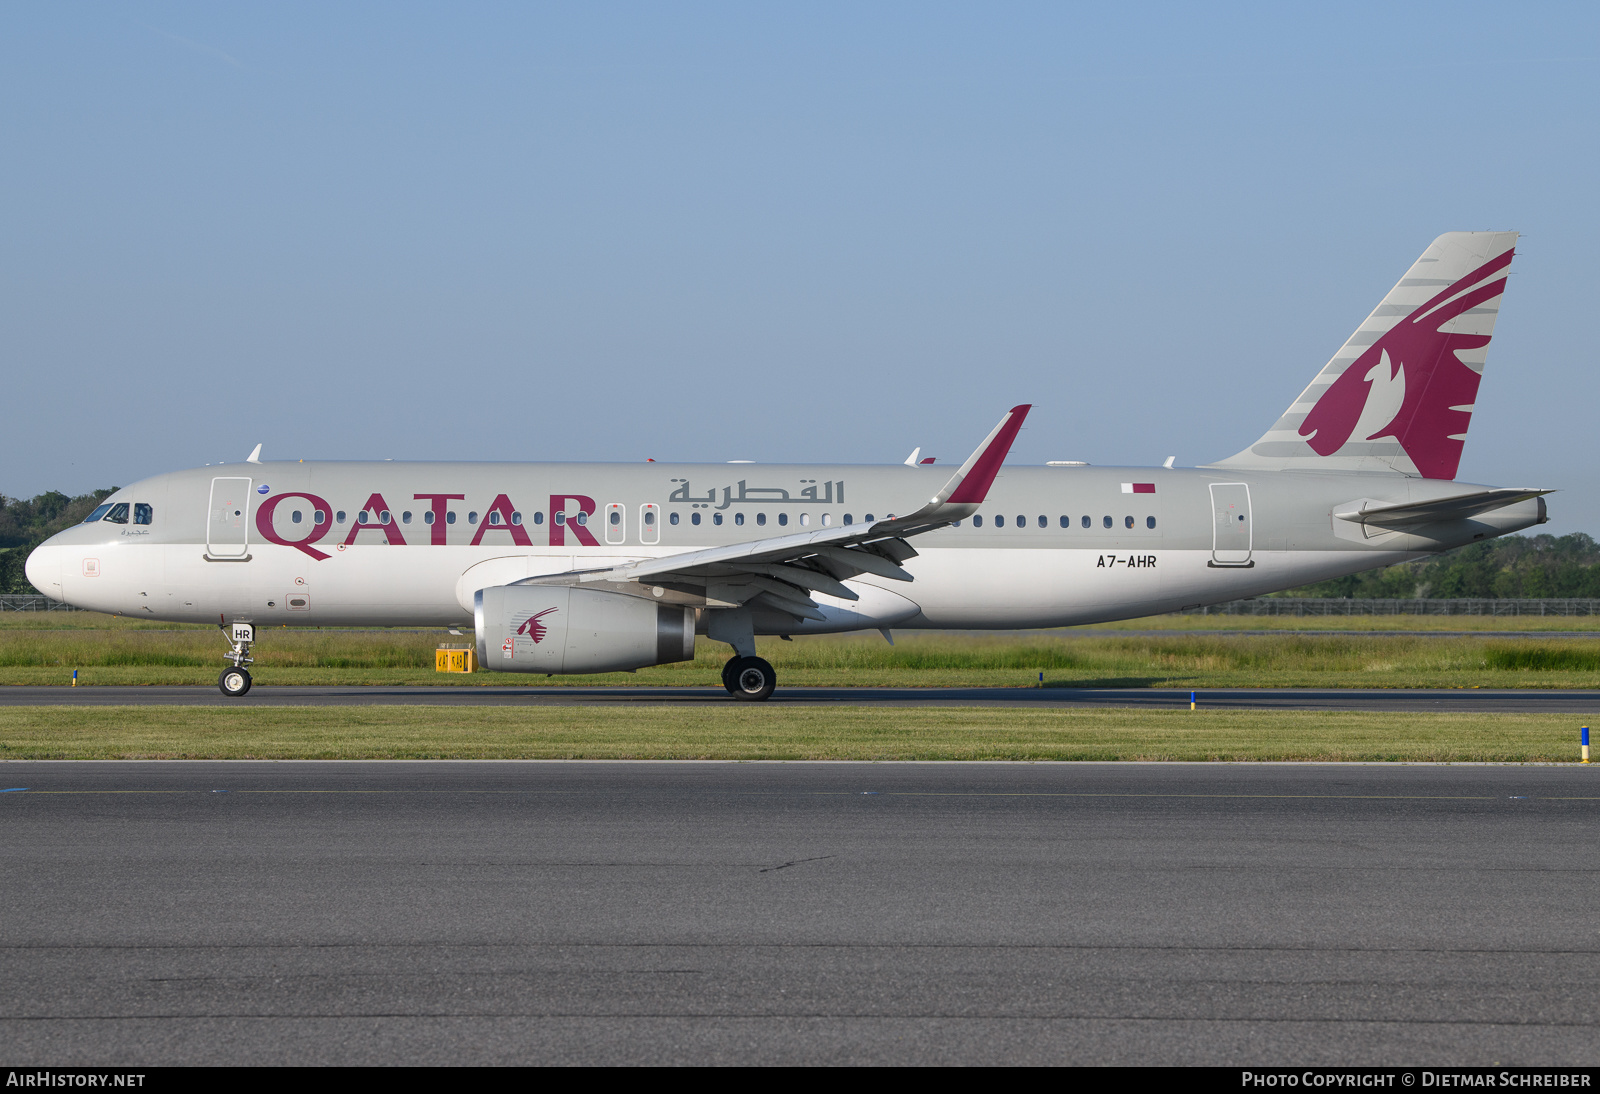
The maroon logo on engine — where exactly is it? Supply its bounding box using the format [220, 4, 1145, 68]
[516, 607, 558, 644]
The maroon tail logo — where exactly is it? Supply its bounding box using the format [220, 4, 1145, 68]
[516, 607, 558, 644]
[1298, 249, 1512, 479]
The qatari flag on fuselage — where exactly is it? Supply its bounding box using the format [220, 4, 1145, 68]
[1121, 483, 1155, 494]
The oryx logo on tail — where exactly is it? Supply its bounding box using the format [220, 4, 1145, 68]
[1212, 232, 1517, 481]
[1298, 249, 1512, 479]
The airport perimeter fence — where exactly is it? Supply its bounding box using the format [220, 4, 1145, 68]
[0, 595, 83, 611]
[1184, 598, 1600, 616]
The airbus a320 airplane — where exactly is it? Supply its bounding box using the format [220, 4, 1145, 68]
[27, 232, 1548, 700]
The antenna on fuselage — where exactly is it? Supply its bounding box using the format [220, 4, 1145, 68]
[246, 444, 263, 464]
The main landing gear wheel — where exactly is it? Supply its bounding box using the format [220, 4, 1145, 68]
[218, 667, 252, 697]
[721, 658, 741, 693]
[727, 656, 776, 702]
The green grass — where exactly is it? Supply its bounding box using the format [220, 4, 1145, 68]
[0, 706, 1589, 762]
[4, 625, 1600, 688]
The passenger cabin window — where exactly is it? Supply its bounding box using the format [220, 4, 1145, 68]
[691, 513, 701, 526]
[532, 512, 543, 524]
[379, 510, 391, 525]
[1037, 515, 1046, 529]
[489, 512, 502, 526]
[1102, 515, 1112, 529]
[1081, 515, 1090, 528]
[1059, 516, 1070, 528]
[1147, 516, 1157, 529]
[777, 513, 788, 527]
[842, 514, 852, 525]
[336, 511, 347, 524]
[402, 511, 412, 524]
[734, 512, 744, 526]
[424, 511, 435, 525]
[83, 503, 114, 523]
[468, 512, 479, 524]
[670, 512, 681, 526]
[291, 510, 303, 524]
[995, 515, 1005, 528]
[864, 514, 875, 522]
[973, 515, 983, 528]
[358, 510, 370, 524]
[446, 511, 456, 524]
[313, 510, 326, 525]
[134, 503, 153, 525]
[611, 511, 622, 526]
[756, 513, 766, 526]
[104, 503, 129, 525]
[713, 513, 723, 526]
[512, 512, 522, 525]
[1015, 514, 1024, 527]
[1125, 515, 1134, 529]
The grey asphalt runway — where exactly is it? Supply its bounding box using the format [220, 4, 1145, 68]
[4, 684, 1600, 711]
[2, 761, 1598, 1065]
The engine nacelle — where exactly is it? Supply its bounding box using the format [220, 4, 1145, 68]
[475, 585, 695, 674]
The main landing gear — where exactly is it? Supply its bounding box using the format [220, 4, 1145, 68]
[218, 622, 255, 697]
[721, 656, 776, 702]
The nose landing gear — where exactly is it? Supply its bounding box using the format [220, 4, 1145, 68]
[722, 656, 776, 702]
[218, 622, 255, 697]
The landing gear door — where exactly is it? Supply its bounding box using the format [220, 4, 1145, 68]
[208, 477, 252, 559]
[1209, 482, 1253, 567]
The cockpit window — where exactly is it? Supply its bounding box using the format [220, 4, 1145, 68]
[83, 503, 114, 523]
[103, 503, 129, 525]
[134, 503, 153, 525]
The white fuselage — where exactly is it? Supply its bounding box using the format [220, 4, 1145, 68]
[27, 460, 1545, 634]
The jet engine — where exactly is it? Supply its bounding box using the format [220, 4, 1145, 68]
[475, 585, 695, 674]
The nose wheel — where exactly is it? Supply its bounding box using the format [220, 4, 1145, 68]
[218, 667, 253, 697]
[218, 621, 256, 697]
[723, 656, 776, 701]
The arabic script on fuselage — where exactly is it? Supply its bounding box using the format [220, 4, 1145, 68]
[668, 479, 844, 510]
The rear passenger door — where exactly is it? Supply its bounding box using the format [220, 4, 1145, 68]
[1208, 483, 1252, 567]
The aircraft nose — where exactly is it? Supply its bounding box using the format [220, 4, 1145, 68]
[24, 544, 62, 597]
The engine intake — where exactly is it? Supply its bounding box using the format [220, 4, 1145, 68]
[475, 585, 695, 674]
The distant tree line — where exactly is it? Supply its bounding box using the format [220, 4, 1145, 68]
[0, 488, 116, 594]
[1273, 533, 1600, 599]
[3, 487, 1599, 599]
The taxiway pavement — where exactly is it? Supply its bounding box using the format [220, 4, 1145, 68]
[4, 684, 1600, 711]
[2, 761, 1597, 1065]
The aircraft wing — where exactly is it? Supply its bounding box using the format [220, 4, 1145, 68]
[516, 405, 1031, 621]
[1333, 487, 1552, 528]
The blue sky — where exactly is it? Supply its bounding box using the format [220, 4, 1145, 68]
[4, 3, 1597, 532]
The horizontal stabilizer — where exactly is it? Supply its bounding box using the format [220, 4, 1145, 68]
[1334, 488, 1551, 527]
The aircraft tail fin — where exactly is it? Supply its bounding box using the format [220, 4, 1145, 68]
[1208, 231, 1518, 480]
